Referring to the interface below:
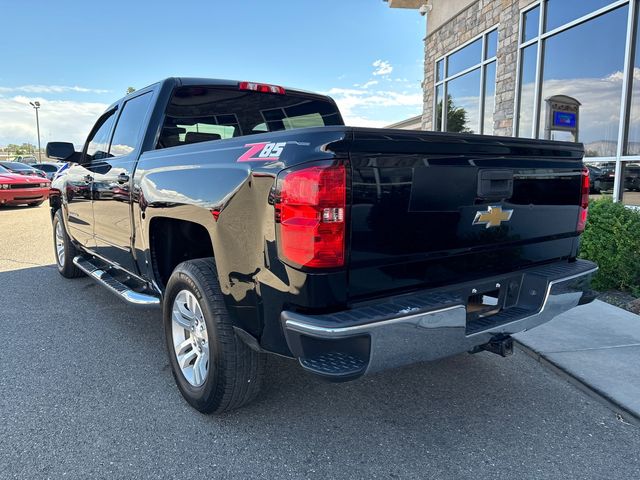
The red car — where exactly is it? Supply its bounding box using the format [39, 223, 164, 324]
[0, 165, 51, 207]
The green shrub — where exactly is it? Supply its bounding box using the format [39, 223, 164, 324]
[579, 198, 640, 294]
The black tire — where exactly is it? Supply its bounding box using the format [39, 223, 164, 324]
[28, 201, 44, 207]
[52, 209, 84, 278]
[164, 258, 265, 414]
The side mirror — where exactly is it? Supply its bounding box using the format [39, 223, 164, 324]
[46, 142, 76, 161]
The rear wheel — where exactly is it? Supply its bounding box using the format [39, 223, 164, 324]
[164, 258, 265, 414]
[52, 209, 83, 278]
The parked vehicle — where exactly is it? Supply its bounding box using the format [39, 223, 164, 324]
[0, 161, 47, 178]
[623, 164, 640, 191]
[31, 162, 66, 180]
[47, 78, 597, 414]
[0, 165, 50, 207]
[12, 155, 38, 164]
[586, 165, 602, 193]
[592, 163, 640, 192]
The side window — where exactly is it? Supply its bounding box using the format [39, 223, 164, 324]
[86, 110, 117, 162]
[109, 92, 153, 157]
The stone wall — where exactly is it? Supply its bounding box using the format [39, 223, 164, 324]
[421, 0, 536, 136]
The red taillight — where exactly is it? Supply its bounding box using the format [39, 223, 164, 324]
[276, 164, 346, 268]
[239, 81, 285, 95]
[577, 167, 589, 233]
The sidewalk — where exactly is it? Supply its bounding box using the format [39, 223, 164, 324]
[515, 300, 640, 425]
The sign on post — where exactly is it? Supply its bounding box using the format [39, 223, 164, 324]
[544, 95, 581, 142]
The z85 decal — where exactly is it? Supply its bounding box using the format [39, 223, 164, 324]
[237, 142, 287, 162]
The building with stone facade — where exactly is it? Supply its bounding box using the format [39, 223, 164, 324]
[386, 0, 640, 206]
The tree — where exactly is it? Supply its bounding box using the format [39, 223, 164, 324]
[436, 94, 471, 133]
[126, 86, 136, 94]
[6, 143, 36, 155]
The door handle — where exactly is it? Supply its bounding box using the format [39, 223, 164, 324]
[117, 173, 130, 184]
[477, 170, 514, 198]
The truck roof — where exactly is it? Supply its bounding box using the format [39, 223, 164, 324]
[118, 77, 331, 105]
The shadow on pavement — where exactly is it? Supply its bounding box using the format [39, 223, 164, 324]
[1, 265, 639, 479]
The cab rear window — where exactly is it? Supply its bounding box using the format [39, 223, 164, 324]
[157, 86, 342, 149]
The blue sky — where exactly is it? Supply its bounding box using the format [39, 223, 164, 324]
[0, 0, 425, 146]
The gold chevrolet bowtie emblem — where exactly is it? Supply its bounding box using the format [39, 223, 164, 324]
[473, 205, 513, 229]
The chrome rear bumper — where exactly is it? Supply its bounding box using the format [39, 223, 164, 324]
[282, 260, 597, 380]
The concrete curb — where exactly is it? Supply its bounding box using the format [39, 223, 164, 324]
[516, 341, 640, 428]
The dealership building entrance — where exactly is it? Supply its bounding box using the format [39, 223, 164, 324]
[387, 0, 640, 206]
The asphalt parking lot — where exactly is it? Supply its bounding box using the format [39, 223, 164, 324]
[1, 204, 639, 479]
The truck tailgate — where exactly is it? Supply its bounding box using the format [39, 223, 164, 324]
[347, 129, 585, 300]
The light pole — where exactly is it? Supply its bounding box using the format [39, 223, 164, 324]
[29, 101, 41, 162]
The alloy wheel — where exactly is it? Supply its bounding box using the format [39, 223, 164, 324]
[171, 290, 210, 387]
[55, 221, 65, 266]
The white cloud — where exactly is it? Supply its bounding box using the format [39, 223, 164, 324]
[327, 88, 422, 107]
[0, 96, 108, 147]
[354, 80, 379, 89]
[372, 60, 393, 76]
[515, 72, 639, 155]
[325, 86, 422, 127]
[0, 85, 109, 94]
[338, 116, 390, 129]
[606, 68, 640, 83]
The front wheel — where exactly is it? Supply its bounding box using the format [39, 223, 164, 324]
[164, 259, 265, 414]
[52, 209, 84, 278]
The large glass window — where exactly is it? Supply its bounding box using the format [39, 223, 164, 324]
[516, 0, 640, 204]
[626, 11, 640, 155]
[522, 6, 540, 42]
[485, 30, 498, 59]
[447, 70, 481, 133]
[483, 62, 497, 136]
[621, 162, 640, 206]
[448, 38, 482, 76]
[517, 44, 538, 138]
[434, 28, 498, 135]
[538, 6, 628, 156]
[434, 84, 444, 131]
[545, 0, 618, 32]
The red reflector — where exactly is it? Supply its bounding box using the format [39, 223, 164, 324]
[276, 164, 346, 268]
[239, 81, 285, 95]
[577, 166, 589, 233]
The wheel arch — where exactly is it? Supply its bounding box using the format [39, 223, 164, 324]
[148, 216, 215, 290]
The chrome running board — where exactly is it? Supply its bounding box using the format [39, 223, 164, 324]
[73, 256, 161, 307]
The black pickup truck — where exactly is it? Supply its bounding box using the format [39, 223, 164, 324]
[47, 77, 597, 413]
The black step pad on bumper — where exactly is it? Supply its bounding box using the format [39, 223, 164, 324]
[282, 260, 598, 380]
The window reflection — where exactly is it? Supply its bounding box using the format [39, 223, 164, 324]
[109, 92, 152, 158]
[546, 0, 618, 32]
[622, 162, 640, 206]
[523, 6, 540, 42]
[483, 62, 496, 135]
[434, 84, 443, 131]
[517, 44, 537, 138]
[447, 69, 481, 133]
[537, 6, 627, 156]
[435, 29, 497, 135]
[585, 160, 616, 198]
[448, 38, 482, 77]
[485, 30, 498, 59]
[86, 111, 116, 162]
[626, 10, 640, 155]
[436, 60, 444, 82]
